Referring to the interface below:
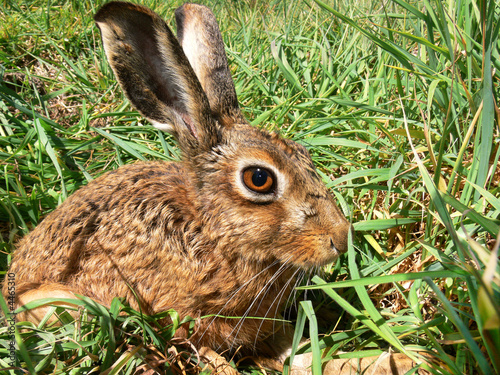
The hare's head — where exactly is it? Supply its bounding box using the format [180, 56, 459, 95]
[95, 2, 351, 270]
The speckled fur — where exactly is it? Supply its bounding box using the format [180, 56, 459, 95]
[3, 1, 350, 361]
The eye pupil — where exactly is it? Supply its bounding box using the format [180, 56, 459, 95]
[252, 168, 268, 187]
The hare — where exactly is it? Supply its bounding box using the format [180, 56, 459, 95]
[3, 2, 426, 374]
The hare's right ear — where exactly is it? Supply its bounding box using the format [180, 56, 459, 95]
[175, 4, 246, 127]
[94, 2, 218, 155]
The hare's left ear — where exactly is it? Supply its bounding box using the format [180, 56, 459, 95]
[175, 3, 247, 127]
[94, 2, 218, 156]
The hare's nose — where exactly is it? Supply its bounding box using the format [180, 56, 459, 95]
[330, 223, 353, 254]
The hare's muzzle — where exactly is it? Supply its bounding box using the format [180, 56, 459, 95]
[330, 222, 352, 255]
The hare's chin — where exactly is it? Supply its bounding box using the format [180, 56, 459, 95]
[321, 252, 341, 267]
[318, 243, 344, 266]
[294, 252, 341, 270]
[331, 243, 343, 258]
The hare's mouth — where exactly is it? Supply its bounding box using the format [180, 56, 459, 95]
[330, 238, 340, 254]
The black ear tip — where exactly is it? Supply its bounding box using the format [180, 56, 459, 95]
[174, 4, 186, 19]
[175, 3, 216, 25]
[94, 2, 151, 23]
[174, 6, 186, 40]
[94, 1, 121, 22]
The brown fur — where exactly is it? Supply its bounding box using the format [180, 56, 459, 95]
[3, 0, 351, 367]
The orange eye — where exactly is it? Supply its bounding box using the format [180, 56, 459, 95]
[242, 167, 275, 194]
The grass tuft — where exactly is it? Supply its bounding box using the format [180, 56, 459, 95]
[1, 0, 499, 374]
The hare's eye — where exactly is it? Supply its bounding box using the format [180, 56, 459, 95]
[242, 167, 275, 194]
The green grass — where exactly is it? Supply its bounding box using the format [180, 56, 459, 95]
[1, 0, 499, 374]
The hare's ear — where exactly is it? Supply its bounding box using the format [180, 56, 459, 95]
[175, 4, 246, 127]
[94, 2, 218, 155]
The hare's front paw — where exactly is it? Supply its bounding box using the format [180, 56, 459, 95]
[199, 347, 238, 375]
[288, 352, 313, 375]
[322, 352, 430, 375]
[286, 351, 431, 375]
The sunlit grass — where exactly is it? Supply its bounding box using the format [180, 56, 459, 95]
[1, 0, 499, 374]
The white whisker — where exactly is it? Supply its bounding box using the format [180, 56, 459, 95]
[252, 266, 302, 349]
[222, 257, 294, 352]
[197, 258, 282, 347]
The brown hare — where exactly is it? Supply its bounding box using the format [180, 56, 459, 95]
[3, 2, 426, 374]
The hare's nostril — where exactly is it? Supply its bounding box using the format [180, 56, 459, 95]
[330, 226, 349, 254]
[330, 238, 338, 253]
